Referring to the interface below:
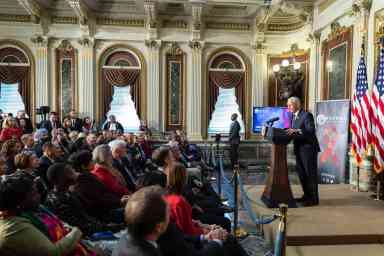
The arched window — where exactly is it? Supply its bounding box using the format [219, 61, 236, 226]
[0, 46, 31, 116]
[208, 52, 246, 135]
[100, 49, 142, 132]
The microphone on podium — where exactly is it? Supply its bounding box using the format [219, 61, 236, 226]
[265, 116, 279, 125]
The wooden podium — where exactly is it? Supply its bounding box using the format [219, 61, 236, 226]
[261, 127, 297, 208]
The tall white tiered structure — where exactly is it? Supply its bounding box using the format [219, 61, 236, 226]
[208, 87, 245, 135]
[0, 83, 26, 116]
[106, 86, 141, 132]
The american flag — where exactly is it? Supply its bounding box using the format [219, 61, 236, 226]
[351, 51, 371, 165]
[372, 38, 384, 173]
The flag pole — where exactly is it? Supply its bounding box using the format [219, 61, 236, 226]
[355, 37, 366, 193]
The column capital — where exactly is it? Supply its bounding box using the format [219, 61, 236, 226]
[307, 31, 321, 45]
[251, 42, 266, 54]
[188, 40, 204, 51]
[31, 35, 49, 47]
[145, 39, 162, 50]
[78, 37, 95, 48]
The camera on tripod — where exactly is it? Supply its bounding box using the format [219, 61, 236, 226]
[36, 106, 50, 121]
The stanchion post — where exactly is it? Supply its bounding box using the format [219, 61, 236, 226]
[233, 164, 239, 237]
[356, 166, 360, 192]
[375, 173, 382, 201]
[215, 134, 222, 197]
[280, 204, 288, 256]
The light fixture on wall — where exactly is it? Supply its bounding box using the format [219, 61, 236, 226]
[272, 58, 302, 74]
[272, 44, 305, 103]
[326, 60, 333, 72]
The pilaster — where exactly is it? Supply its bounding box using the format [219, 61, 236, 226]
[145, 39, 162, 131]
[31, 35, 50, 111]
[78, 37, 95, 118]
[187, 40, 204, 141]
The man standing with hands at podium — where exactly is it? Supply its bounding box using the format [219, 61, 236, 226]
[286, 97, 320, 206]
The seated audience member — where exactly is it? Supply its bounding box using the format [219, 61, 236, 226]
[139, 120, 152, 137]
[39, 112, 62, 134]
[136, 173, 229, 256]
[51, 128, 71, 156]
[68, 110, 83, 132]
[126, 133, 147, 173]
[14, 152, 47, 200]
[165, 163, 215, 236]
[33, 128, 50, 157]
[0, 172, 86, 256]
[103, 115, 124, 134]
[137, 131, 153, 160]
[113, 186, 169, 256]
[0, 117, 23, 142]
[69, 151, 128, 222]
[67, 131, 79, 152]
[62, 116, 73, 134]
[169, 142, 201, 179]
[78, 133, 98, 152]
[21, 134, 35, 154]
[46, 163, 124, 236]
[16, 110, 33, 134]
[82, 116, 94, 133]
[110, 140, 137, 192]
[151, 146, 175, 174]
[0, 154, 7, 175]
[1, 139, 22, 174]
[39, 142, 60, 185]
[92, 144, 131, 197]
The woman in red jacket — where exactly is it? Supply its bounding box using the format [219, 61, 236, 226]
[91, 144, 131, 197]
[0, 117, 23, 142]
[165, 163, 221, 236]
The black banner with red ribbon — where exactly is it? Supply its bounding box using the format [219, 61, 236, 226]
[316, 100, 351, 184]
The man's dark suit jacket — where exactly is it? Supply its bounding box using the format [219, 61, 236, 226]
[103, 121, 124, 133]
[113, 233, 161, 256]
[158, 223, 224, 256]
[72, 172, 122, 219]
[228, 120, 241, 144]
[17, 117, 33, 133]
[69, 118, 83, 132]
[39, 120, 62, 133]
[112, 158, 137, 192]
[38, 155, 54, 188]
[291, 109, 321, 154]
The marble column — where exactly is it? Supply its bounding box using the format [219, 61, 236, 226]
[31, 35, 50, 110]
[145, 40, 162, 131]
[187, 41, 204, 141]
[251, 43, 267, 108]
[78, 38, 95, 119]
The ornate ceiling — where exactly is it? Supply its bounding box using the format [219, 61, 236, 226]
[0, 0, 315, 33]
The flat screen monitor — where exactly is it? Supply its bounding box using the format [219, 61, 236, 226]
[253, 107, 292, 133]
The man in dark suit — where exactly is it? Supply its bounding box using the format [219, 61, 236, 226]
[68, 110, 83, 132]
[113, 186, 169, 256]
[286, 97, 320, 206]
[39, 112, 62, 134]
[103, 114, 124, 134]
[16, 110, 33, 134]
[110, 139, 137, 193]
[228, 113, 241, 169]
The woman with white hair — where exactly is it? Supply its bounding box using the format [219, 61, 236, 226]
[91, 144, 131, 197]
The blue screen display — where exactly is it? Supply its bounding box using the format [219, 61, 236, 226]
[252, 107, 292, 133]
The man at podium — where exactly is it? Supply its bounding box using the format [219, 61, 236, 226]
[286, 97, 320, 206]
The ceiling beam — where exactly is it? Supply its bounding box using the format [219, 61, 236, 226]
[65, 0, 93, 25]
[17, 0, 44, 23]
